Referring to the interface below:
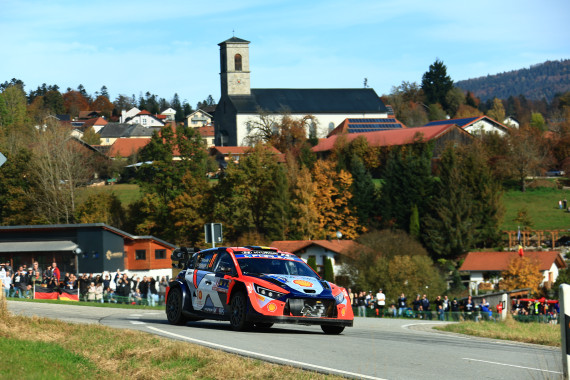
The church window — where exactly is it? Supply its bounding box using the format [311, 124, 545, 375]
[234, 54, 242, 71]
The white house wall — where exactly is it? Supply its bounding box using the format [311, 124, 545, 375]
[237, 112, 389, 146]
[465, 120, 506, 136]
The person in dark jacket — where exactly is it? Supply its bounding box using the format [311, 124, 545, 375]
[420, 294, 431, 319]
[397, 293, 407, 317]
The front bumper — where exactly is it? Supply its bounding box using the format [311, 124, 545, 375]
[247, 314, 353, 327]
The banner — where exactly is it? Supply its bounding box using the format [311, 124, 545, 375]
[60, 288, 79, 301]
[34, 285, 58, 300]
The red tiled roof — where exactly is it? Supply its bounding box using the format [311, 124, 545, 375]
[156, 114, 167, 119]
[108, 138, 151, 158]
[459, 251, 566, 272]
[270, 240, 363, 258]
[312, 124, 464, 153]
[211, 146, 282, 155]
[81, 117, 108, 129]
[197, 125, 214, 137]
[137, 110, 151, 115]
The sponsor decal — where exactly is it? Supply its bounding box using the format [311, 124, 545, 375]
[341, 307, 346, 317]
[212, 279, 230, 293]
[293, 279, 313, 287]
[267, 275, 288, 284]
[198, 290, 203, 300]
[267, 303, 277, 313]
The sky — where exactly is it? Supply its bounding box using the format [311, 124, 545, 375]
[1, 0, 569, 108]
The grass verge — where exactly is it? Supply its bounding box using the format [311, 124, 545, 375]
[6, 297, 164, 310]
[0, 298, 340, 380]
[435, 317, 561, 347]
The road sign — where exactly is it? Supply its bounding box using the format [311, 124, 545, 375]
[0, 152, 6, 168]
[205, 223, 223, 248]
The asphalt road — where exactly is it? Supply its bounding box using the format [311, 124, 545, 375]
[7, 301, 563, 380]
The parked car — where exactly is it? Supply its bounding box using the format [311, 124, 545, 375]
[165, 246, 353, 334]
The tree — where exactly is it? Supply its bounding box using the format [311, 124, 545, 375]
[427, 103, 447, 121]
[91, 95, 114, 119]
[499, 256, 543, 295]
[63, 90, 90, 118]
[445, 87, 465, 117]
[530, 112, 546, 131]
[455, 104, 483, 118]
[486, 98, 506, 122]
[100, 86, 109, 99]
[75, 192, 124, 228]
[421, 59, 454, 110]
[409, 204, 420, 240]
[307, 256, 317, 272]
[27, 119, 96, 224]
[0, 84, 28, 128]
[0, 148, 35, 225]
[82, 126, 101, 145]
[113, 94, 137, 114]
[288, 165, 319, 240]
[501, 126, 550, 191]
[312, 160, 362, 239]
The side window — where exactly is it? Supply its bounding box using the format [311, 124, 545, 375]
[213, 252, 236, 275]
[196, 251, 217, 270]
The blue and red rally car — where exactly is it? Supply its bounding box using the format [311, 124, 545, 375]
[165, 246, 353, 334]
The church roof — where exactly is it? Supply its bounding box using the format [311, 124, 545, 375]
[219, 37, 250, 45]
[229, 88, 388, 114]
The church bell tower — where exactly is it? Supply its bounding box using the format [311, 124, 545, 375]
[219, 37, 251, 97]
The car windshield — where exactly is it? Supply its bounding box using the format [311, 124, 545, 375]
[237, 258, 319, 278]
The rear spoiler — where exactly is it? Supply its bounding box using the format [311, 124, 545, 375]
[171, 247, 199, 268]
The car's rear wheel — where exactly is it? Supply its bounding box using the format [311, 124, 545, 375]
[230, 291, 253, 331]
[321, 325, 345, 335]
[255, 322, 274, 330]
[166, 287, 188, 325]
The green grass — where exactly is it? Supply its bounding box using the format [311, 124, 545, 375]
[0, 338, 100, 380]
[77, 183, 143, 205]
[501, 187, 570, 231]
[436, 318, 561, 347]
[6, 297, 165, 310]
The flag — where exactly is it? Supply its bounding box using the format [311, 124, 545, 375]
[60, 288, 79, 301]
[34, 285, 58, 300]
[518, 244, 524, 257]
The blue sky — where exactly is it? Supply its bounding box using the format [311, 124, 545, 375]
[1, 0, 569, 108]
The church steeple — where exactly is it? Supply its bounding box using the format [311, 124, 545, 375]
[219, 37, 251, 97]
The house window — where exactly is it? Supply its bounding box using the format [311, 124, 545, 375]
[135, 250, 146, 260]
[234, 54, 242, 71]
[142, 118, 147, 125]
[155, 249, 166, 260]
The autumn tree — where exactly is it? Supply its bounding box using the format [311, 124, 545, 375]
[340, 230, 445, 298]
[455, 104, 483, 118]
[63, 90, 90, 118]
[312, 160, 362, 239]
[288, 165, 319, 240]
[91, 95, 114, 119]
[75, 192, 124, 228]
[82, 126, 101, 145]
[500, 256, 543, 295]
[486, 98, 506, 122]
[501, 126, 551, 191]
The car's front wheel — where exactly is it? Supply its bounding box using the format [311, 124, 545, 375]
[230, 291, 253, 331]
[321, 325, 345, 335]
[166, 287, 188, 325]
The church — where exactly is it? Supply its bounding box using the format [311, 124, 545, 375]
[214, 37, 389, 146]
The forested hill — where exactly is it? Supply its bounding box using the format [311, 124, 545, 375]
[456, 59, 570, 102]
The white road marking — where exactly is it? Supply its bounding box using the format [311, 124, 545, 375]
[130, 321, 146, 325]
[462, 357, 562, 374]
[147, 326, 385, 380]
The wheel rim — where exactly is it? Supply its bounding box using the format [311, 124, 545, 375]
[231, 294, 244, 326]
[167, 289, 180, 321]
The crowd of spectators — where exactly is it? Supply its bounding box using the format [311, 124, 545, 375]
[0, 261, 169, 306]
[347, 289, 553, 322]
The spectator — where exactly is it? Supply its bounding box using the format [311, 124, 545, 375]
[43, 265, 53, 284]
[87, 282, 96, 302]
[421, 294, 430, 319]
[107, 288, 117, 303]
[434, 295, 444, 321]
[79, 274, 89, 301]
[365, 291, 372, 309]
[348, 288, 354, 306]
[477, 298, 493, 322]
[132, 288, 143, 305]
[388, 304, 397, 318]
[52, 262, 60, 284]
[512, 299, 522, 315]
[442, 295, 450, 314]
[357, 291, 366, 317]
[158, 277, 168, 304]
[450, 297, 460, 321]
[31, 261, 42, 284]
[375, 289, 385, 317]
[139, 276, 149, 305]
[397, 293, 407, 317]
[464, 295, 475, 320]
[412, 294, 421, 317]
[2, 270, 11, 298]
[116, 273, 131, 303]
[148, 276, 158, 306]
[95, 282, 104, 303]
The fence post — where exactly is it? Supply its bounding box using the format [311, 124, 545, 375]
[560, 284, 570, 379]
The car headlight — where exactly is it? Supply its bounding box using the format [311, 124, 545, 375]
[254, 284, 286, 299]
[334, 292, 345, 305]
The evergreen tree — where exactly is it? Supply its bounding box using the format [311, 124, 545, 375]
[307, 256, 318, 272]
[422, 148, 474, 259]
[421, 59, 454, 110]
[348, 155, 377, 226]
[409, 204, 420, 240]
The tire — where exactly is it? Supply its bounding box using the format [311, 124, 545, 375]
[166, 287, 188, 325]
[229, 291, 253, 331]
[321, 325, 345, 335]
[254, 322, 274, 330]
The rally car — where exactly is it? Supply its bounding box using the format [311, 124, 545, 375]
[165, 246, 353, 334]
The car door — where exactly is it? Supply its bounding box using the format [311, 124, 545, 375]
[208, 252, 238, 315]
[185, 250, 218, 313]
